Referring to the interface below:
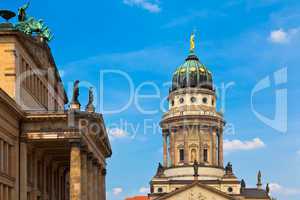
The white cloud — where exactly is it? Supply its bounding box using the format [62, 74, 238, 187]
[269, 28, 300, 44]
[269, 183, 300, 196]
[139, 187, 150, 194]
[123, 0, 161, 13]
[224, 138, 265, 153]
[269, 29, 288, 43]
[108, 128, 128, 140]
[112, 187, 123, 196]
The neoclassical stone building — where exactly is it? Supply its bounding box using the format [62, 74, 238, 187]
[148, 35, 271, 200]
[0, 10, 111, 200]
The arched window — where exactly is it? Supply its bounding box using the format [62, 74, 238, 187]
[179, 149, 184, 162]
[203, 149, 208, 162]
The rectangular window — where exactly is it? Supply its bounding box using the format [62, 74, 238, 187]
[179, 149, 184, 162]
[204, 149, 208, 162]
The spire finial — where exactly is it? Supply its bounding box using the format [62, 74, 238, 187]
[257, 170, 262, 189]
[190, 32, 195, 52]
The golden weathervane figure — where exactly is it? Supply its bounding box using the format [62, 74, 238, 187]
[190, 32, 195, 52]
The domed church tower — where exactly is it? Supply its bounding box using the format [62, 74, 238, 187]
[148, 34, 271, 200]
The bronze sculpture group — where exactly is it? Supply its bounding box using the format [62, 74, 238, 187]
[0, 2, 53, 42]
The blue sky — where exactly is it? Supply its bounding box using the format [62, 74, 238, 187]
[2, 0, 300, 199]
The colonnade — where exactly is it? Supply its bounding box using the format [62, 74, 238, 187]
[162, 126, 224, 168]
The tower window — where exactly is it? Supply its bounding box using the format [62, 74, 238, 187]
[191, 97, 196, 103]
[157, 188, 163, 193]
[171, 100, 174, 106]
[179, 98, 184, 104]
[203, 149, 208, 162]
[202, 97, 208, 104]
[179, 149, 184, 162]
[227, 187, 233, 192]
[212, 99, 215, 106]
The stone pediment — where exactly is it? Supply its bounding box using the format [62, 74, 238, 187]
[155, 182, 235, 200]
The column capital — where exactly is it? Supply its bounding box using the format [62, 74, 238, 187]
[80, 144, 88, 153]
[69, 139, 81, 146]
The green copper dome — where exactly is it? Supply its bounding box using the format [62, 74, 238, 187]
[171, 51, 213, 92]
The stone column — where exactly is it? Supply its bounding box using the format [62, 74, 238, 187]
[198, 127, 203, 164]
[218, 129, 224, 167]
[0, 140, 3, 172]
[20, 141, 27, 200]
[184, 127, 189, 164]
[169, 131, 175, 166]
[101, 168, 107, 200]
[93, 159, 99, 200]
[69, 141, 82, 200]
[81, 148, 88, 200]
[163, 132, 168, 167]
[33, 152, 38, 200]
[211, 128, 217, 166]
[0, 184, 2, 200]
[87, 153, 93, 200]
[98, 165, 105, 200]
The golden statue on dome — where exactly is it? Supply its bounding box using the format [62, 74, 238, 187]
[190, 32, 195, 52]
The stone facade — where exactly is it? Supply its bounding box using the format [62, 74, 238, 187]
[0, 25, 112, 200]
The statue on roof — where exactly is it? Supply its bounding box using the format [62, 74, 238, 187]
[266, 183, 270, 194]
[71, 80, 80, 105]
[15, 2, 53, 42]
[241, 179, 246, 188]
[86, 87, 95, 112]
[18, 2, 30, 22]
[225, 162, 233, 175]
[155, 163, 164, 177]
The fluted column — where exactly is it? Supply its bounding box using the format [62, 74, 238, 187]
[163, 132, 168, 167]
[70, 141, 82, 200]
